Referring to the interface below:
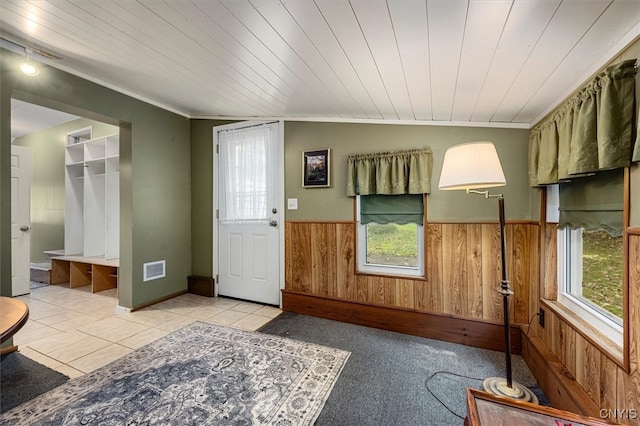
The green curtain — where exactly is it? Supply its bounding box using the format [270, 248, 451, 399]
[634, 106, 640, 162]
[529, 59, 637, 186]
[347, 148, 433, 196]
[533, 120, 559, 185]
[360, 194, 424, 225]
[555, 104, 574, 180]
[559, 168, 624, 236]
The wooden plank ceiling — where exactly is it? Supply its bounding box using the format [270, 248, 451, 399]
[1, 0, 639, 127]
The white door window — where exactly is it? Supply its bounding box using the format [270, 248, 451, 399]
[216, 122, 282, 305]
[11, 145, 31, 296]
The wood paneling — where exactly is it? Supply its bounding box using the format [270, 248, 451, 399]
[285, 220, 537, 325]
[282, 290, 522, 354]
[522, 335, 602, 416]
[285, 221, 640, 424]
[425, 223, 444, 313]
[543, 223, 558, 300]
[283, 222, 640, 425]
[482, 223, 502, 322]
[442, 223, 467, 316]
[525, 232, 640, 425]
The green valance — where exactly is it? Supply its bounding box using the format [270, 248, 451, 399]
[360, 194, 424, 225]
[559, 168, 624, 237]
[346, 148, 433, 196]
[529, 59, 637, 186]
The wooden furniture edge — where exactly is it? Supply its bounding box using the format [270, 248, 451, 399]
[0, 345, 19, 355]
[465, 388, 616, 426]
[521, 333, 602, 417]
[282, 289, 522, 354]
[0, 298, 29, 345]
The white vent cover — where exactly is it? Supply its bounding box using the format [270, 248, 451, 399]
[143, 260, 166, 282]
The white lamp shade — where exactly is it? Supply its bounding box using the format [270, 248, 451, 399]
[438, 141, 506, 190]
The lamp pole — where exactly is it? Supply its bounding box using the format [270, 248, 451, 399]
[467, 190, 537, 402]
[497, 195, 513, 389]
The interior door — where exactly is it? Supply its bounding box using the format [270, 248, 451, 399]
[11, 145, 31, 296]
[216, 122, 282, 306]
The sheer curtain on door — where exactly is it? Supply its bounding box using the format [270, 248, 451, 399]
[218, 124, 277, 223]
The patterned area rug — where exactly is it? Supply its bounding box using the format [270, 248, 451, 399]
[30, 281, 49, 290]
[0, 322, 350, 425]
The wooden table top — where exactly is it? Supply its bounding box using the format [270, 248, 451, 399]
[0, 297, 29, 344]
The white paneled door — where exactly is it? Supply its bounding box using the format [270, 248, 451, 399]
[216, 122, 282, 306]
[11, 145, 31, 296]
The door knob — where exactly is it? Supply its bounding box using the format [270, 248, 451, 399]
[269, 220, 278, 227]
[20, 225, 30, 232]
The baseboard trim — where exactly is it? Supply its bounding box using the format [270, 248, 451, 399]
[522, 334, 600, 416]
[282, 290, 522, 354]
[131, 289, 188, 312]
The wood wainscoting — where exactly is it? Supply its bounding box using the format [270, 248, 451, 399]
[282, 290, 522, 353]
[284, 220, 539, 352]
[522, 230, 640, 425]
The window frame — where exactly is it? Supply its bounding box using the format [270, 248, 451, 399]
[355, 195, 426, 279]
[542, 169, 629, 370]
[556, 226, 623, 347]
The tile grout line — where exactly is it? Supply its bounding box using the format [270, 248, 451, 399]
[14, 285, 282, 378]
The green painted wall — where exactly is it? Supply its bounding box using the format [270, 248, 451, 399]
[284, 121, 535, 222]
[190, 119, 236, 277]
[189, 119, 536, 276]
[13, 117, 118, 263]
[1, 49, 190, 309]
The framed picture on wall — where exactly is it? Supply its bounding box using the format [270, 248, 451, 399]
[302, 148, 331, 188]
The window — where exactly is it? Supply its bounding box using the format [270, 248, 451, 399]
[550, 168, 625, 346]
[356, 194, 424, 277]
[218, 124, 276, 223]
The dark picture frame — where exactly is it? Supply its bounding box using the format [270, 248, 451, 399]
[302, 149, 331, 188]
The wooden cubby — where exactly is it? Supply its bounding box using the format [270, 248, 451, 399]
[51, 256, 118, 293]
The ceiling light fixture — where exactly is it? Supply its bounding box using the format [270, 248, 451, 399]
[0, 38, 62, 77]
[19, 60, 39, 77]
[19, 47, 40, 77]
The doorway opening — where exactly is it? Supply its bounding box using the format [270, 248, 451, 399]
[10, 98, 121, 301]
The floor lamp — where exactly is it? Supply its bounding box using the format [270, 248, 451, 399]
[438, 141, 538, 403]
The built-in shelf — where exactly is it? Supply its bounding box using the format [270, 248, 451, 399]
[50, 255, 119, 293]
[65, 131, 119, 260]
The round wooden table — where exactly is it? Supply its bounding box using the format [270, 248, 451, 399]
[0, 296, 29, 345]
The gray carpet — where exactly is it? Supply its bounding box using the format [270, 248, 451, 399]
[260, 312, 548, 425]
[0, 352, 69, 414]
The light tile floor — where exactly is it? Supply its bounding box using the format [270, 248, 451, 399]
[13, 284, 282, 379]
